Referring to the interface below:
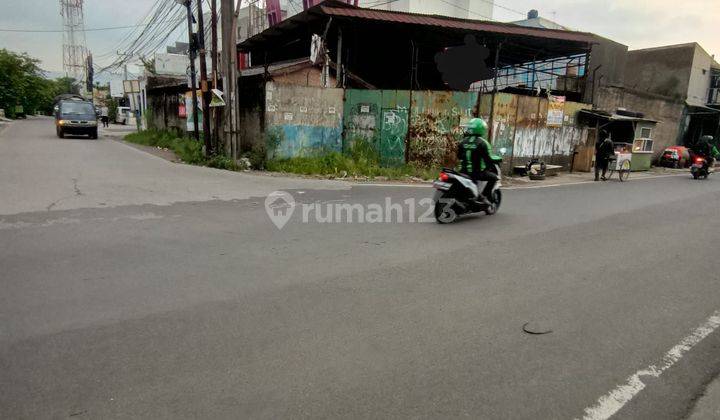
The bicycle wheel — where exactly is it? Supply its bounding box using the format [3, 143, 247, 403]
[618, 160, 631, 182]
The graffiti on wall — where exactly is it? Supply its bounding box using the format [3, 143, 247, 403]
[265, 82, 344, 158]
[380, 109, 408, 167]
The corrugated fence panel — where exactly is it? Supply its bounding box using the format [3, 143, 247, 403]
[556, 101, 591, 168]
[533, 98, 558, 162]
[265, 82, 344, 158]
[343, 89, 382, 152]
[408, 90, 477, 167]
[513, 96, 542, 161]
[490, 93, 518, 160]
[478, 94, 493, 122]
[343, 89, 411, 165]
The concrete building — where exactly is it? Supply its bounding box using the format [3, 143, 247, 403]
[510, 10, 628, 105]
[625, 43, 719, 106]
[624, 43, 720, 145]
[510, 9, 568, 30]
[357, 0, 493, 20]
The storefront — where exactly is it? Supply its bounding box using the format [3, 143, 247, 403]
[579, 109, 658, 171]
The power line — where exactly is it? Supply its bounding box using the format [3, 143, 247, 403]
[98, 1, 186, 71]
[364, 0, 401, 8]
[477, 0, 527, 18]
[0, 19, 183, 33]
[437, 0, 493, 20]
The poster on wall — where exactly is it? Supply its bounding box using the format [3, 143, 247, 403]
[547, 95, 566, 127]
[178, 94, 187, 118]
[184, 91, 203, 131]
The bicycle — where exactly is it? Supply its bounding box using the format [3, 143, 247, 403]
[607, 156, 631, 182]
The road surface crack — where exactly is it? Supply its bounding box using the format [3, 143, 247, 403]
[72, 178, 83, 196]
[46, 178, 83, 211]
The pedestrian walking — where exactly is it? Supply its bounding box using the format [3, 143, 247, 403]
[595, 131, 615, 181]
[100, 105, 109, 128]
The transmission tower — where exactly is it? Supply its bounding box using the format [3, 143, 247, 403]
[59, 0, 88, 88]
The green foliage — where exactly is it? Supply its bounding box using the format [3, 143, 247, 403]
[144, 108, 156, 130]
[108, 98, 119, 121]
[53, 76, 80, 96]
[0, 49, 81, 118]
[267, 138, 438, 181]
[265, 127, 283, 160]
[124, 129, 241, 169]
[245, 142, 268, 170]
[207, 154, 239, 171]
[139, 56, 156, 75]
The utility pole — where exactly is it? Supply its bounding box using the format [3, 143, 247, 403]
[181, 0, 200, 141]
[196, 0, 213, 156]
[221, 0, 240, 158]
[211, 0, 220, 154]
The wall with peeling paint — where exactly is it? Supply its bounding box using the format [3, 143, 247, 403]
[485, 93, 591, 170]
[264, 82, 344, 158]
[343, 89, 477, 166]
[409, 91, 478, 167]
[259, 83, 591, 170]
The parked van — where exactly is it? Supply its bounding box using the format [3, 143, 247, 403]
[54, 98, 98, 139]
[116, 107, 131, 124]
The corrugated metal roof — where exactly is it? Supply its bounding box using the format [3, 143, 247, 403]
[319, 5, 594, 44]
[579, 109, 659, 123]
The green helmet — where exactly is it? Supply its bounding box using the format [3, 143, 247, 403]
[464, 118, 488, 137]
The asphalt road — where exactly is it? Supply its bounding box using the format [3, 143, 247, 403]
[2, 117, 720, 419]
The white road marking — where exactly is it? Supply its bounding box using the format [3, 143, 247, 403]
[579, 310, 720, 420]
[358, 173, 688, 190]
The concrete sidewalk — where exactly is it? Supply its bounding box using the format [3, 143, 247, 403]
[501, 166, 692, 189]
[99, 123, 137, 138]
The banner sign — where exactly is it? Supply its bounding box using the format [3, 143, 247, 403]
[547, 95, 566, 127]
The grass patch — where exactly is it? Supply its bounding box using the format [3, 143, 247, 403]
[267, 140, 439, 181]
[124, 129, 237, 169]
[125, 130, 439, 181]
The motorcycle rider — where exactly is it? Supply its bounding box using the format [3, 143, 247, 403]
[694, 135, 719, 169]
[457, 118, 498, 206]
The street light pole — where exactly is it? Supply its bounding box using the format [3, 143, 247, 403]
[180, 0, 200, 141]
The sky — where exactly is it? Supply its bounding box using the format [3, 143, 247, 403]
[0, 0, 718, 76]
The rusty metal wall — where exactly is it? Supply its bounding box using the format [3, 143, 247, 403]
[408, 91, 478, 167]
[512, 96, 542, 162]
[343, 89, 477, 167]
[488, 93, 518, 170]
[494, 94, 591, 170]
[556, 101, 591, 168]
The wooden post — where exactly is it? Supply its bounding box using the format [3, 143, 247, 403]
[335, 27, 342, 88]
[196, 0, 213, 155]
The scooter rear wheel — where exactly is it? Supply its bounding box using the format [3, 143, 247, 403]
[434, 199, 458, 224]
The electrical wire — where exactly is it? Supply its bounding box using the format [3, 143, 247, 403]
[364, 0, 401, 8]
[437, 0, 493, 20]
[0, 19, 183, 33]
[98, 1, 186, 71]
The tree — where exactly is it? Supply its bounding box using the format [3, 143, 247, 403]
[53, 76, 80, 97]
[140, 55, 156, 75]
[0, 49, 81, 118]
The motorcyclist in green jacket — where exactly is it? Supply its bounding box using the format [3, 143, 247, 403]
[695, 135, 719, 169]
[457, 118, 498, 205]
